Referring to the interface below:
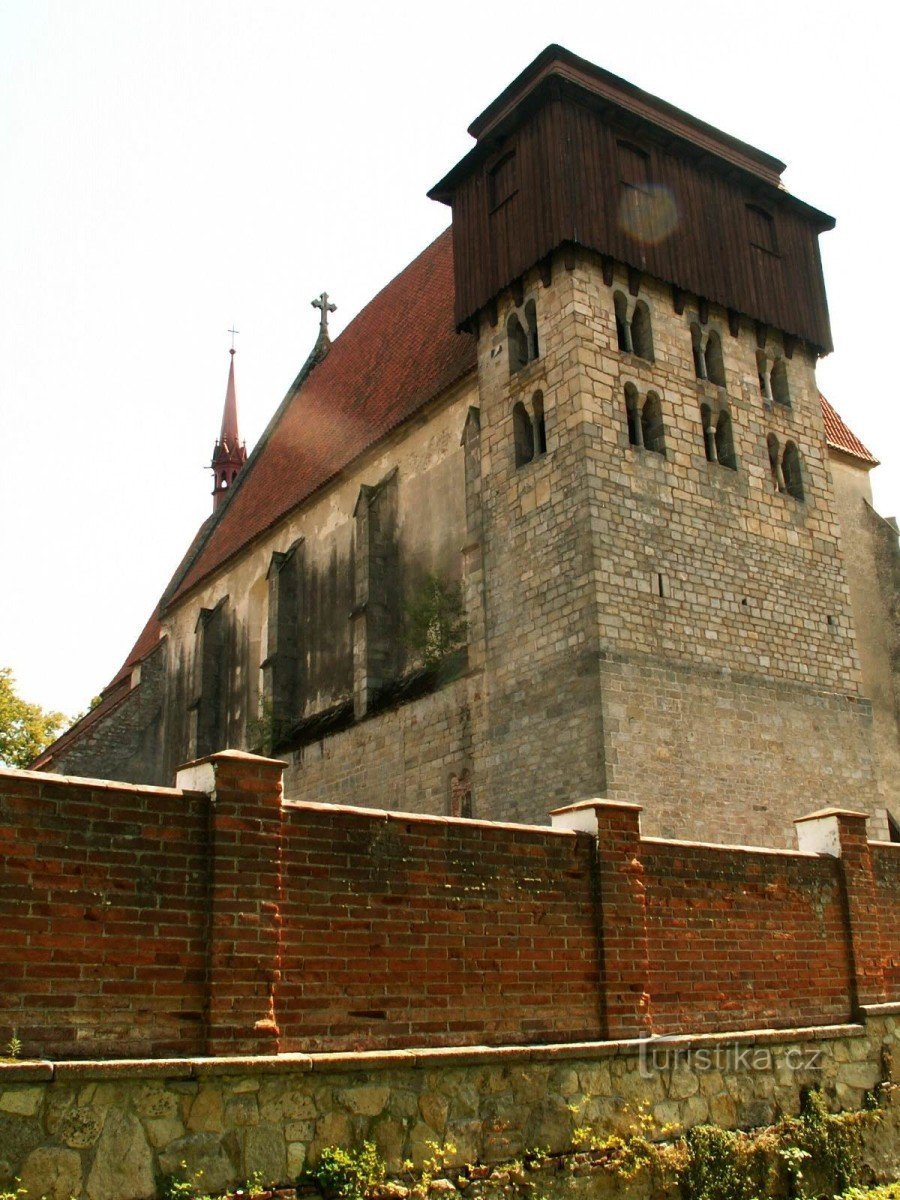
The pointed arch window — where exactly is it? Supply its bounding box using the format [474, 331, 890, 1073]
[641, 392, 666, 455]
[782, 441, 804, 500]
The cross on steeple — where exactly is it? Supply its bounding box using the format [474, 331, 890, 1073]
[227, 325, 239, 353]
[311, 292, 336, 338]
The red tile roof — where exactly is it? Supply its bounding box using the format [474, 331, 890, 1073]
[170, 227, 477, 605]
[821, 394, 879, 466]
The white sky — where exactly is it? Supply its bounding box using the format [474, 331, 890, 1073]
[1, 0, 897, 718]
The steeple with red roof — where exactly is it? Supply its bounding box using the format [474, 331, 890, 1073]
[211, 347, 247, 512]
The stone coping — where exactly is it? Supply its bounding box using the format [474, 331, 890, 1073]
[281, 798, 579, 838]
[0, 764, 198, 799]
[860, 1001, 900, 1016]
[0, 1020, 877, 1083]
[640, 835, 816, 859]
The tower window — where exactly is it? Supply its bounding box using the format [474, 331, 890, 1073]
[507, 301, 539, 375]
[747, 204, 778, 255]
[691, 323, 706, 380]
[641, 392, 666, 455]
[532, 391, 547, 456]
[513, 392, 548, 468]
[631, 301, 654, 362]
[771, 357, 791, 406]
[625, 383, 642, 448]
[614, 291, 632, 353]
[489, 150, 517, 211]
[513, 401, 534, 467]
[507, 313, 529, 373]
[700, 403, 715, 462]
[767, 433, 784, 492]
[714, 410, 737, 469]
[705, 330, 726, 388]
[782, 440, 804, 500]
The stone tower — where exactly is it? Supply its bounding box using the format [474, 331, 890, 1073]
[432, 45, 885, 844]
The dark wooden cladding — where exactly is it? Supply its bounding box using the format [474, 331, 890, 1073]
[443, 96, 833, 351]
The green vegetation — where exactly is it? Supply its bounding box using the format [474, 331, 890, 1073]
[313, 1143, 386, 1200]
[0, 666, 66, 768]
[405, 575, 466, 667]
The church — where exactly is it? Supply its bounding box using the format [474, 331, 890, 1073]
[34, 45, 900, 850]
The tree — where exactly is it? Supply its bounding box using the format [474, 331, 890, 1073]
[0, 667, 67, 769]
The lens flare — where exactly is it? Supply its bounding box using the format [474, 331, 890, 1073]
[619, 185, 679, 245]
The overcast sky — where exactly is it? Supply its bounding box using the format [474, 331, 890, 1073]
[1, 0, 897, 719]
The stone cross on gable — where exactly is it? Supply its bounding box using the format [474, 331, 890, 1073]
[312, 292, 337, 337]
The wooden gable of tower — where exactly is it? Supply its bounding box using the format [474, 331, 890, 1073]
[429, 45, 835, 352]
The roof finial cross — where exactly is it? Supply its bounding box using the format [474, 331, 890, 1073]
[311, 292, 336, 338]
[227, 324, 240, 354]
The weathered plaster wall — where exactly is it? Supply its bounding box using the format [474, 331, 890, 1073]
[158, 378, 476, 782]
[2, 1013, 897, 1199]
[828, 453, 900, 823]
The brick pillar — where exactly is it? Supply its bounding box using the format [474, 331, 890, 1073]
[176, 749, 285, 1056]
[551, 799, 651, 1039]
[795, 807, 886, 1011]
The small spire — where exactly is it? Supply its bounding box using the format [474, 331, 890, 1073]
[211, 336, 247, 512]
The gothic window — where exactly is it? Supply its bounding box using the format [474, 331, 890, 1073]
[189, 598, 228, 758]
[714, 410, 737, 469]
[700, 403, 715, 462]
[625, 383, 642, 447]
[782, 441, 804, 500]
[507, 313, 529, 373]
[747, 204, 778, 255]
[691, 323, 706, 380]
[767, 433, 784, 492]
[449, 770, 473, 819]
[532, 391, 547, 456]
[771, 357, 791, 406]
[705, 330, 726, 388]
[641, 392, 665, 455]
[614, 291, 632, 353]
[513, 401, 535, 467]
[631, 301, 654, 361]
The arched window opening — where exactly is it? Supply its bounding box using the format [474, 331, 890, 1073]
[757, 351, 772, 402]
[767, 433, 783, 492]
[631, 301, 654, 361]
[771, 358, 790, 406]
[532, 391, 547, 456]
[625, 383, 642, 448]
[513, 401, 534, 467]
[614, 291, 632, 354]
[507, 313, 529, 374]
[782, 441, 804, 501]
[705, 331, 726, 388]
[220, 478, 228, 489]
[715, 410, 737, 469]
[641, 392, 665, 455]
[700, 403, 715, 462]
[523, 299, 539, 362]
[691, 324, 706, 380]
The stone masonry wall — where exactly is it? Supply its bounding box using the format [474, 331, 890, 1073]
[1, 1012, 897, 1200]
[282, 675, 478, 816]
[48, 641, 168, 787]
[466, 249, 880, 837]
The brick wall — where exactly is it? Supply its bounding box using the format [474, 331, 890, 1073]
[2, 755, 898, 1062]
[277, 803, 602, 1051]
[0, 767, 209, 1060]
[873, 843, 900, 996]
[642, 840, 852, 1033]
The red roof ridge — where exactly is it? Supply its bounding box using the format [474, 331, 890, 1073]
[167, 226, 476, 607]
[820, 394, 879, 467]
